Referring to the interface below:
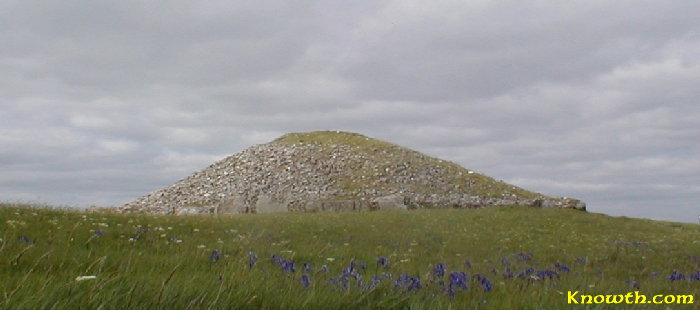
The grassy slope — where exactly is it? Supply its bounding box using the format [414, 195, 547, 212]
[1, 203, 698, 309]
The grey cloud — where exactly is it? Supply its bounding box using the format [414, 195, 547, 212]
[1, 1, 699, 222]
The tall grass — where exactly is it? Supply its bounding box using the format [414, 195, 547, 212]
[1, 203, 698, 309]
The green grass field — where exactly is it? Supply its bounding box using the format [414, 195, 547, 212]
[1, 203, 698, 309]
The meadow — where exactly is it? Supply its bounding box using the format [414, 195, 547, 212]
[1, 203, 698, 309]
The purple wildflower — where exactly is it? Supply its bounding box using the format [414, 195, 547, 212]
[209, 250, 221, 262]
[555, 262, 570, 272]
[576, 257, 587, 264]
[377, 257, 389, 269]
[321, 265, 329, 273]
[93, 229, 106, 236]
[368, 275, 382, 290]
[358, 261, 367, 270]
[502, 267, 513, 279]
[433, 263, 446, 278]
[516, 267, 535, 279]
[303, 263, 313, 273]
[475, 274, 493, 292]
[17, 235, 31, 243]
[283, 260, 296, 273]
[690, 271, 700, 281]
[449, 271, 468, 290]
[271, 254, 283, 266]
[395, 273, 409, 288]
[464, 260, 472, 268]
[300, 274, 311, 288]
[669, 271, 685, 281]
[536, 270, 559, 280]
[248, 251, 257, 268]
[394, 273, 422, 292]
[626, 280, 640, 290]
[407, 276, 422, 291]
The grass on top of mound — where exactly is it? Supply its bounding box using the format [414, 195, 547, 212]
[273, 131, 542, 199]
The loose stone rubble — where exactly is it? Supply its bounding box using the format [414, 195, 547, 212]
[119, 131, 586, 214]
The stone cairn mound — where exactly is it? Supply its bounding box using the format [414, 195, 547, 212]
[119, 131, 585, 214]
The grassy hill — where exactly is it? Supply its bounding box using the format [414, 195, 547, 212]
[1, 203, 698, 309]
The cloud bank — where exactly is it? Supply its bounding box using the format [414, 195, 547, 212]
[2, 1, 699, 222]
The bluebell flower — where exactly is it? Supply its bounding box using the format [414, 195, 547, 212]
[502, 267, 513, 279]
[690, 271, 700, 281]
[555, 262, 570, 272]
[210, 250, 221, 262]
[476, 274, 493, 292]
[464, 260, 472, 268]
[576, 257, 587, 264]
[433, 263, 446, 278]
[283, 260, 296, 273]
[303, 263, 312, 273]
[669, 271, 685, 281]
[17, 235, 31, 243]
[93, 229, 105, 236]
[626, 280, 640, 290]
[394, 273, 410, 288]
[407, 276, 422, 291]
[339, 275, 349, 291]
[321, 265, 329, 273]
[449, 271, 468, 290]
[536, 270, 559, 280]
[368, 275, 382, 290]
[394, 273, 422, 291]
[377, 257, 389, 269]
[300, 274, 311, 288]
[358, 261, 367, 270]
[271, 254, 283, 266]
[516, 267, 535, 279]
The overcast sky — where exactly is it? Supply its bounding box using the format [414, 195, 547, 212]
[2, 1, 699, 223]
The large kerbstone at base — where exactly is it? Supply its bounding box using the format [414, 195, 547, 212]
[370, 194, 407, 210]
[255, 195, 288, 213]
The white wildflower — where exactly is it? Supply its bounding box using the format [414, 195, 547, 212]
[75, 275, 97, 281]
